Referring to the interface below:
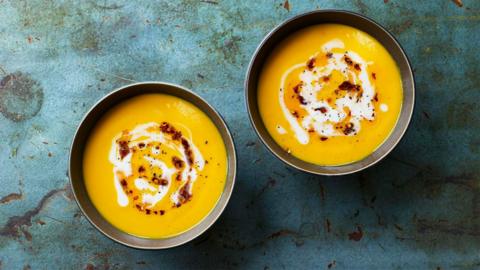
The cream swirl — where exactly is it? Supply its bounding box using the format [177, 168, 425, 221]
[279, 39, 382, 144]
[109, 122, 205, 211]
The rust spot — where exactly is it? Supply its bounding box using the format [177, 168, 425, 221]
[319, 183, 325, 201]
[348, 226, 363, 241]
[390, 20, 413, 35]
[36, 220, 46, 225]
[283, 0, 290, 11]
[325, 218, 331, 233]
[0, 72, 44, 122]
[452, 0, 463, 7]
[247, 177, 276, 208]
[245, 141, 256, 147]
[267, 229, 297, 239]
[422, 111, 430, 119]
[0, 188, 65, 238]
[21, 228, 32, 241]
[0, 192, 22, 204]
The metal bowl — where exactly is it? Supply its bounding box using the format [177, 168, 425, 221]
[69, 82, 237, 249]
[245, 10, 415, 176]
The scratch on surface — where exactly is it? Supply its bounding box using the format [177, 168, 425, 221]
[416, 219, 480, 236]
[81, 64, 136, 83]
[0, 193, 22, 204]
[200, 0, 218, 4]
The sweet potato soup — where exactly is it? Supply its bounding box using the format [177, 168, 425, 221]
[258, 24, 403, 166]
[83, 94, 227, 238]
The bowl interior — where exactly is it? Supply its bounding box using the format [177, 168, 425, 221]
[69, 82, 236, 249]
[245, 10, 415, 176]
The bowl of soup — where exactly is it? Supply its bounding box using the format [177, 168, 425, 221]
[245, 10, 414, 175]
[69, 82, 236, 248]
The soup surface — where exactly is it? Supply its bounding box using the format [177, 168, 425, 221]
[83, 94, 227, 238]
[258, 24, 403, 165]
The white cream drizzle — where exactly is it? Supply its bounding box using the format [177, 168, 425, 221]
[109, 122, 205, 208]
[278, 39, 378, 144]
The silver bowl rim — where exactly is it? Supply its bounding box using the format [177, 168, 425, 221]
[244, 9, 415, 176]
[69, 81, 237, 249]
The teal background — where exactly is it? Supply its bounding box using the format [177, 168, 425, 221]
[0, 0, 479, 269]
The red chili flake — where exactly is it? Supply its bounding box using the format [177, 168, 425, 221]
[354, 63, 361, 71]
[322, 76, 330, 82]
[326, 52, 333, 58]
[178, 183, 192, 204]
[372, 73, 377, 80]
[152, 178, 160, 185]
[138, 166, 145, 173]
[292, 111, 299, 118]
[297, 95, 307, 105]
[160, 122, 179, 139]
[133, 195, 139, 200]
[315, 107, 328, 113]
[176, 174, 182, 181]
[343, 122, 355, 135]
[374, 93, 378, 102]
[172, 131, 182, 140]
[138, 142, 145, 148]
[153, 211, 158, 215]
[293, 84, 301, 94]
[129, 190, 133, 194]
[306, 57, 315, 70]
[308, 129, 315, 133]
[205, 140, 208, 144]
[181, 138, 194, 165]
[172, 156, 184, 169]
[160, 210, 165, 215]
[120, 179, 127, 186]
[146, 209, 151, 215]
[118, 140, 130, 159]
[160, 122, 172, 133]
[160, 179, 169, 186]
[320, 137, 328, 141]
[344, 56, 353, 65]
[338, 81, 360, 91]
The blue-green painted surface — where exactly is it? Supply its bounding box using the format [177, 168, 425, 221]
[0, 0, 479, 269]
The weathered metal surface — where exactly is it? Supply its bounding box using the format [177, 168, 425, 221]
[0, 0, 478, 269]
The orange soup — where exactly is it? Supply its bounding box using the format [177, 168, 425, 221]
[83, 94, 227, 238]
[258, 24, 403, 165]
